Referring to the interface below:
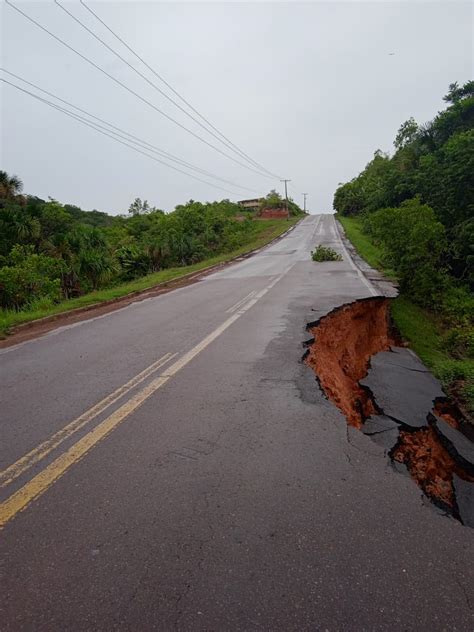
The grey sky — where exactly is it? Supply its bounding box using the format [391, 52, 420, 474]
[1, 1, 473, 215]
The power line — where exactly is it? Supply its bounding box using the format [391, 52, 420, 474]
[79, 0, 279, 179]
[5, 0, 276, 180]
[54, 0, 253, 168]
[2, 78, 243, 197]
[288, 181, 299, 197]
[73, 0, 279, 179]
[1, 78, 253, 198]
[1, 69, 261, 195]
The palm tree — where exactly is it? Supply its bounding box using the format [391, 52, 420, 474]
[78, 249, 116, 290]
[14, 213, 40, 242]
[0, 171, 24, 200]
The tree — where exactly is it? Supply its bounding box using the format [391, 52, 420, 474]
[417, 129, 474, 228]
[39, 200, 72, 245]
[260, 190, 283, 210]
[0, 171, 292, 310]
[334, 81, 474, 284]
[363, 198, 448, 307]
[333, 180, 365, 216]
[127, 198, 162, 216]
[78, 249, 115, 290]
[333, 152, 394, 215]
[450, 219, 474, 288]
[0, 171, 23, 201]
[394, 117, 418, 150]
[116, 245, 151, 278]
[65, 226, 116, 291]
[443, 80, 474, 104]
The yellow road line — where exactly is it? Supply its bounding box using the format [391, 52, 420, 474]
[0, 352, 176, 489]
[0, 315, 243, 528]
[0, 266, 293, 529]
[0, 375, 169, 529]
[225, 290, 256, 313]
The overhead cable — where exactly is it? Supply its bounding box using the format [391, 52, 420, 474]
[2, 78, 252, 197]
[74, 0, 280, 179]
[5, 0, 276, 180]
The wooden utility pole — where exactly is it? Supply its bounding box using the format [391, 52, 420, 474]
[302, 193, 308, 213]
[280, 179, 291, 217]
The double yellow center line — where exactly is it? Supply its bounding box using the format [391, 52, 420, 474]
[0, 268, 292, 529]
[0, 352, 176, 490]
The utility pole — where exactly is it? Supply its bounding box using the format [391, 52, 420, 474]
[302, 193, 308, 213]
[280, 179, 291, 218]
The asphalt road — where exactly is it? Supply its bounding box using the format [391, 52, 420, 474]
[1, 214, 473, 631]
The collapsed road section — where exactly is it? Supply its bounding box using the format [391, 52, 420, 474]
[304, 297, 474, 527]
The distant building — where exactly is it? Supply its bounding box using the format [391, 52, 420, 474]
[238, 198, 261, 212]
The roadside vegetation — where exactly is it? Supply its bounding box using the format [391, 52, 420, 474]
[0, 177, 303, 336]
[311, 245, 342, 262]
[334, 81, 473, 416]
[259, 189, 302, 215]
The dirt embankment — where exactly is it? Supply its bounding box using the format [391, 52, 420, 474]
[304, 297, 474, 523]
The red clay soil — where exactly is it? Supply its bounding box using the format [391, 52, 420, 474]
[393, 428, 456, 507]
[392, 427, 474, 509]
[305, 297, 395, 428]
[304, 296, 473, 516]
[433, 400, 460, 430]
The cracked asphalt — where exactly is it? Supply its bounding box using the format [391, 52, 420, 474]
[1, 214, 473, 630]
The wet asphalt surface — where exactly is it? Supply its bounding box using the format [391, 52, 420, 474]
[1, 214, 473, 631]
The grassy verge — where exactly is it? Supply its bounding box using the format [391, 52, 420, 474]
[337, 214, 473, 416]
[0, 217, 299, 337]
[337, 215, 396, 279]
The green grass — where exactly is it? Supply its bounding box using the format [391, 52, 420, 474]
[337, 214, 473, 416]
[392, 297, 474, 414]
[336, 214, 397, 279]
[390, 296, 447, 367]
[0, 218, 299, 337]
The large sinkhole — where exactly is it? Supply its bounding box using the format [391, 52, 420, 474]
[304, 297, 474, 527]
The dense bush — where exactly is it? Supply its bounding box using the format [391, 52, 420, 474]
[449, 218, 474, 287]
[363, 198, 448, 306]
[0, 245, 64, 309]
[0, 177, 302, 311]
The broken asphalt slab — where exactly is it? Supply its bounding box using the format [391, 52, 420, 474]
[361, 348, 445, 429]
[453, 474, 474, 528]
[362, 415, 400, 451]
[431, 413, 474, 476]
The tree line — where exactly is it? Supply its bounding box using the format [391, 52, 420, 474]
[334, 81, 473, 321]
[0, 176, 303, 312]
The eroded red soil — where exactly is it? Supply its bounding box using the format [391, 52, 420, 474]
[433, 400, 460, 430]
[393, 427, 458, 507]
[304, 298, 395, 428]
[305, 297, 473, 519]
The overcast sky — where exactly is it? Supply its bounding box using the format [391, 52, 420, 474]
[1, 1, 472, 215]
